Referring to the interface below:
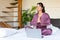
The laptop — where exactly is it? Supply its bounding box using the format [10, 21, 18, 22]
[25, 28, 42, 38]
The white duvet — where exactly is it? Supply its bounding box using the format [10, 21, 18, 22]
[0, 24, 60, 40]
[0, 28, 18, 38]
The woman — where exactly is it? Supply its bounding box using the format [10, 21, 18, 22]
[30, 2, 52, 36]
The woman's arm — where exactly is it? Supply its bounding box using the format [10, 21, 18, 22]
[30, 14, 37, 26]
[41, 13, 50, 26]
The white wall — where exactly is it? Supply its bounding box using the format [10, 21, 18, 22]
[22, 0, 60, 18]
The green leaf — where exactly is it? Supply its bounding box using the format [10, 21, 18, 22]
[22, 6, 36, 25]
[30, 6, 36, 11]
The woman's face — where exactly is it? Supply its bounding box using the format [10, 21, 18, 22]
[37, 4, 43, 12]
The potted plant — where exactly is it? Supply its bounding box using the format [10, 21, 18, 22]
[22, 6, 36, 26]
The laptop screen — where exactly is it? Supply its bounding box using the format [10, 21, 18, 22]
[25, 28, 42, 38]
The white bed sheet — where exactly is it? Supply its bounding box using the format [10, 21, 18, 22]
[0, 27, 60, 40]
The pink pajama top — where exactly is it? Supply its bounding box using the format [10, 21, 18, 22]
[30, 13, 52, 35]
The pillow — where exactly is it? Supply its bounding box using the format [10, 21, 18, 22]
[0, 28, 18, 38]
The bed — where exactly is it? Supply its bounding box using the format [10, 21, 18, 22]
[0, 27, 60, 40]
[0, 19, 60, 40]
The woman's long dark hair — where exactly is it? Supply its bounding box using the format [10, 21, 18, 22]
[37, 2, 45, 13]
